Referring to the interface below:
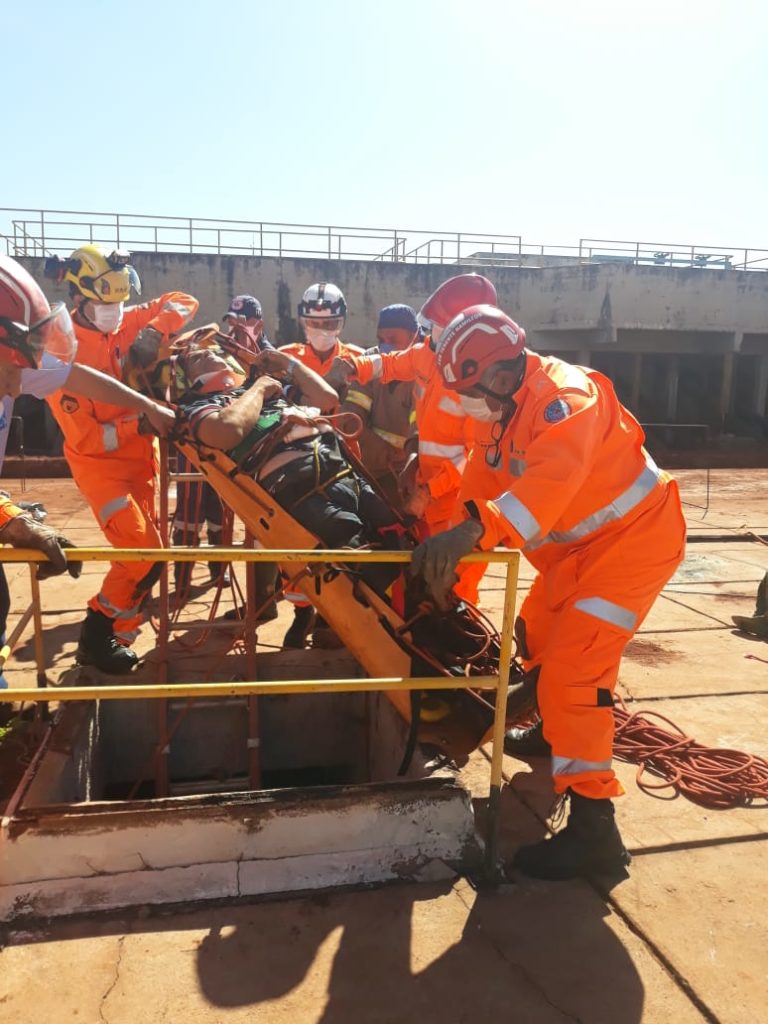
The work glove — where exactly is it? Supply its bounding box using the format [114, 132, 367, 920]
[325, 357, 356, 400]
[410, 518, 485, 611]
[0, 514, 82, 580]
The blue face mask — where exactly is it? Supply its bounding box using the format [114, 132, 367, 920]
[378, 341, 396, 354]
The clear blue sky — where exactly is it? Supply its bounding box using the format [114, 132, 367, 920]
[2, 0, 766, 248]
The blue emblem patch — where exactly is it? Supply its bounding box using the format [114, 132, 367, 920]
[543, 398, 571, 423]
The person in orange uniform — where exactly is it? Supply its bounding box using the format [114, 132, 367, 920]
[44, 245, 199, 673]
[334, 275, 497, 604]
[342, 304, 418, 509]
[278, 282, 362, 647]
[0, 255, 181, 687]
[411, 304, 686, 880]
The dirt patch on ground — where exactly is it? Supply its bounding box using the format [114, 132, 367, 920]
[623, 639, 681, 665]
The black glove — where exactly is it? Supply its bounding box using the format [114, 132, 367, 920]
[0, 514, 82, 580]
[410, 518, 485, 610]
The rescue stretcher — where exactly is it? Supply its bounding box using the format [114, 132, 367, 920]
[172, 435, 535, 762]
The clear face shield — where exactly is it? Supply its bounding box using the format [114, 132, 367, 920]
[416, 311, 444, 347]
[0, 302, 78, 369]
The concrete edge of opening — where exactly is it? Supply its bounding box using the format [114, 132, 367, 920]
[0, 777, 482, 921]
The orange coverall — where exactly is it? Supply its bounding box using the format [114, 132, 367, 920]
[459, 352, 686, 800]
[47, 293, 198, 640]
[348, 342, 484, 602]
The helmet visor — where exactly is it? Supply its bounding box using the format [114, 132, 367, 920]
[302, 316, 344, 334]
[417, 311, 444, 345]
[30, 303, 78, 366]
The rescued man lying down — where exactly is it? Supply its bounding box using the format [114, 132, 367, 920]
[174, 343, 406, 596]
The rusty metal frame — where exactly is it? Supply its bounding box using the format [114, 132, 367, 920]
[0, 545, 519, 882]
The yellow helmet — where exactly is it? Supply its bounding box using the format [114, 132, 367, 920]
[61, 244, 141, 304]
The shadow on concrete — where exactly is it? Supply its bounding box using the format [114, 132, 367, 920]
[12, 620, 80, 666]
[1, 783, 646, 1023]
[191, 871, 645, 1023]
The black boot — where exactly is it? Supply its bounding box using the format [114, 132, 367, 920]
[76, 609, 139, 675]
[513, 791, 631, 881]
[283, 606, 316, 649]
[208, 561, 231, 587]
[505, 718, 551, 757]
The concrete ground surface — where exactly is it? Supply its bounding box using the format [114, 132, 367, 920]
[0, 468, 767, 1023]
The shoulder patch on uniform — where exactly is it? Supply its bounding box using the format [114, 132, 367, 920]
[60, 395, 80, 415]
[543, 398, 571, 423]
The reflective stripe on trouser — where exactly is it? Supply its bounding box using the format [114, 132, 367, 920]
[85, 472, 162, 641]
[517, 481, 686, 799]
[284, 590, 310, 606]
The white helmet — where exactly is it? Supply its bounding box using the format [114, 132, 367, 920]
[298, 282, 347, 353]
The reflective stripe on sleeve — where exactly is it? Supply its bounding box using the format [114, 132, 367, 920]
[437, 395, 465, 418]
[574, 596, 637, 631]
[347, 390, 373, 411]
[552, 756, 613, 776]
[368, 353, 383, 380]
[162, 301, 193, 317]
[99, 495, 131, 525]
[530, 454, 662, 550]
[373, 427, 407, 449]
[419, 441, 465, 462]
[509, 458, 526, 477]
[494, 492, 541, 543]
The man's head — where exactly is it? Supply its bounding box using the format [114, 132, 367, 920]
[44, 244, 141, 335]
[223, 294, 263, 335]
[0, 255, 78, 394]
[176, 344, 246, 398]
[298, 282, 346, 356]
[376, 304, 418, 353]
[436, 304, 526, 421]
[418, 274, 497, 346]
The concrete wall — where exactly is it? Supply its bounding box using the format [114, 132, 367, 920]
[20, 254, 768, 352]
[16, 255, 768, 435]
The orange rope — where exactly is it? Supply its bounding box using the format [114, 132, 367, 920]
[613, 696, 768, 809]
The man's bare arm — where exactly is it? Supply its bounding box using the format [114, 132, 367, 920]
[193, 376, 282, 450]
[252, 350, 338, 412]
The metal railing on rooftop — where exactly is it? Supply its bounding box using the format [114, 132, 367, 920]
[2, 207, 766, 270]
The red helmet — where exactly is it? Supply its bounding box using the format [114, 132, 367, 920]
[436, 304, 526, 391]
[0, 255, 77, 368]
[418, 274, 497, 342]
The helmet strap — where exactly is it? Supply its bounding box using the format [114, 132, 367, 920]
[477, 357, 525, 468]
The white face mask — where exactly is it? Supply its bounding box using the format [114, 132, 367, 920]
[86, 301, 124, 334]
[458, 393, 502, 423]
[305, 327, 339, 353]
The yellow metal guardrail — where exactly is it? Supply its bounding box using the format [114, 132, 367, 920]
[0, 545, 520, 880]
